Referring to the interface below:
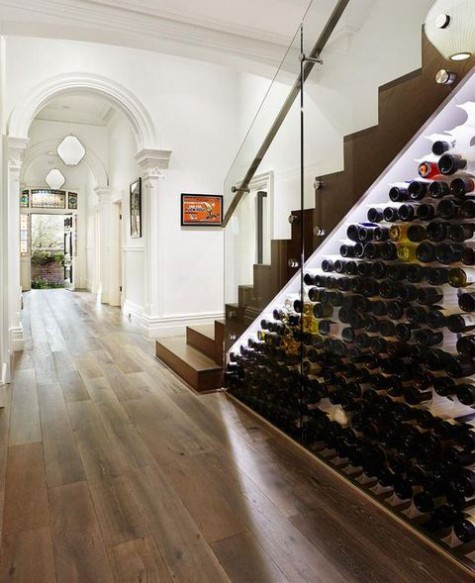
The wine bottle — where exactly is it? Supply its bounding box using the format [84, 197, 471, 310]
[397, 244, 417, 262]
[407, 225, 427, 242]
[448, 267, 475, 288]
[367, 207, 383, 223]
[414, 329, 443, 347]
[448, 223, 475, 242]
[426, 221, 448, 242]
[457, 335, 475, 358]
[428, 180, 450, 199]
[432, 139, 455, 156]
[417, 287, 443, 306]
[418, 162, 440, 180]
[436, 243, 464, 265]
[389, 185, 409, 202]
[462, 199, 475, 219]
[408, 180, 429, 200]
[426, 267, 449, 286]
[383, 207, 400, 222]
[416, 203, 437, 221]
[407, 264, 428, 283]
[459, 292, 475, 313]
[437, 198, 463, 220]
[457, 384, 475, 406]
[454, 514, 475, 543]
[439, 153, 473, 175]
[451, 177, 475, 197]
[416, 242, 436, 263]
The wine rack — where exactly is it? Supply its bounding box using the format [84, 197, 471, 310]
[226, 71, 475, 571]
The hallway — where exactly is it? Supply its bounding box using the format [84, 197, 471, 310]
[0, 290, 472, 582]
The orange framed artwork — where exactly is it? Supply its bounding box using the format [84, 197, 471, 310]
[181, 194, 223, 226]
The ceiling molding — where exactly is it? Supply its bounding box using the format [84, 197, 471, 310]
[80, 0, 295, 46]
[0, 0, 294, 68]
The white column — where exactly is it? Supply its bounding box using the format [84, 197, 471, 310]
[94, 186, 114, 305]
[135, 149, 171, 320]
[7, 137, 28, 354]
[0, 37, 8, 402]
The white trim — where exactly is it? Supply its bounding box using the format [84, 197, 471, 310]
[10, 325, 24, 351]
[8, 72, 158, 151]
[123, 299, 224, 338]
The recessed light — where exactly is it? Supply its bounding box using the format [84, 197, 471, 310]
[450, 52, 471, 61]
[435, 13, 450, 29]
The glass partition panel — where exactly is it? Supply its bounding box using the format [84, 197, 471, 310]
[225, 0, 475, 573]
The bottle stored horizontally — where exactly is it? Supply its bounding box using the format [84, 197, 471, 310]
[439, 153, 474, 176]
[432, 139, 455, 156]
[418, 161, 440, 180]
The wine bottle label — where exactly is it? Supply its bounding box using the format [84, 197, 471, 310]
[460, 313, 475, 328]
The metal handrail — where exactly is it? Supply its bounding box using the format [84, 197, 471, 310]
[223, 0, 351, 226]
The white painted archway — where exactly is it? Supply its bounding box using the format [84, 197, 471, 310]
[3, 72, 169, 382]
[8, 72, 159, 151]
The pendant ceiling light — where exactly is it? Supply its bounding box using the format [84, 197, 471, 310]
[45, 169, 65, 190]
[57, 135, 86, 166]
[425, 0, 475, 62]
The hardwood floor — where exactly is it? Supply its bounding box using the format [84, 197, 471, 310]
[0, 289, 473, 582]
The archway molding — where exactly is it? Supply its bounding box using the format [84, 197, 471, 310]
[22, 138, 109, 188]
[8, 72, 158, 151]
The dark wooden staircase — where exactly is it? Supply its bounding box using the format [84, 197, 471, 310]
[225, 33, 474, 348]
[155, 320, 225, 393]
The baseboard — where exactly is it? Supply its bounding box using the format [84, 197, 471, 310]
[10, 325, 24, 352]
[122, 300, 224, 338]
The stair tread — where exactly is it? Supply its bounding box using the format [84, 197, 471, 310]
[187, 324, 215, 341]
[156, 337, 221, 371]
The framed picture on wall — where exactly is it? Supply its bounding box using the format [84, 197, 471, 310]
[181, 194, 223, 226]
[130, 178, 142, 238]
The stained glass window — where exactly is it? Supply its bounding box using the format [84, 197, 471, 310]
[20, 215, 28, 256]
[31, 189, 66, 209]
[20, 190, 29, 208]
[68, 192, 78, 210]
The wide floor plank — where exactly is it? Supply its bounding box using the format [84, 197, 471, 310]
[48, 481, 114, 583]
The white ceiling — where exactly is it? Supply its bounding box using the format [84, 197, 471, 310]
[0, 0, 314, 74]
[35, 95, 113, 125]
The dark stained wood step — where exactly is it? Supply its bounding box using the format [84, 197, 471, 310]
[155, 337, 223, 393]
[186, 324, 217, 363]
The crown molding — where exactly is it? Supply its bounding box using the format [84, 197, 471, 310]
[80, 0, 294, 46]
[0, 0, 292, 69]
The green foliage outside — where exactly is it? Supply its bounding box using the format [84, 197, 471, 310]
[31, 250, 64, 266]
[31, 278, 65, 289]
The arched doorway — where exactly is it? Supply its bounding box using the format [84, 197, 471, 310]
[3, 72, 169, 382]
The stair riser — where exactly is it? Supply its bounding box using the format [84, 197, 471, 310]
[186, 327, 216, 362]
[156, 342, 223, 392]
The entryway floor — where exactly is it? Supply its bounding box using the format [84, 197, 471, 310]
[0, 290, 471, 582]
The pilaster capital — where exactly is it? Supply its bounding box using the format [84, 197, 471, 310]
[94, 186, 112, 204]
[135, 149, 172, 180]
[7, 137, 29, 171]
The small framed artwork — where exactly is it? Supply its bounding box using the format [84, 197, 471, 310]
[130, 178, 142, 238]
[181, 194, 223, 226]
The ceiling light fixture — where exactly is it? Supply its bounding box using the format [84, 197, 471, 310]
[57, 135, 86, 166]
[45, 169, 65, 190]
[425, 1, 475, 62]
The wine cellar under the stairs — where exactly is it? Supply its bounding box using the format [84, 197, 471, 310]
[155, 34, 473, 393]
[226, 62, 475, 574]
